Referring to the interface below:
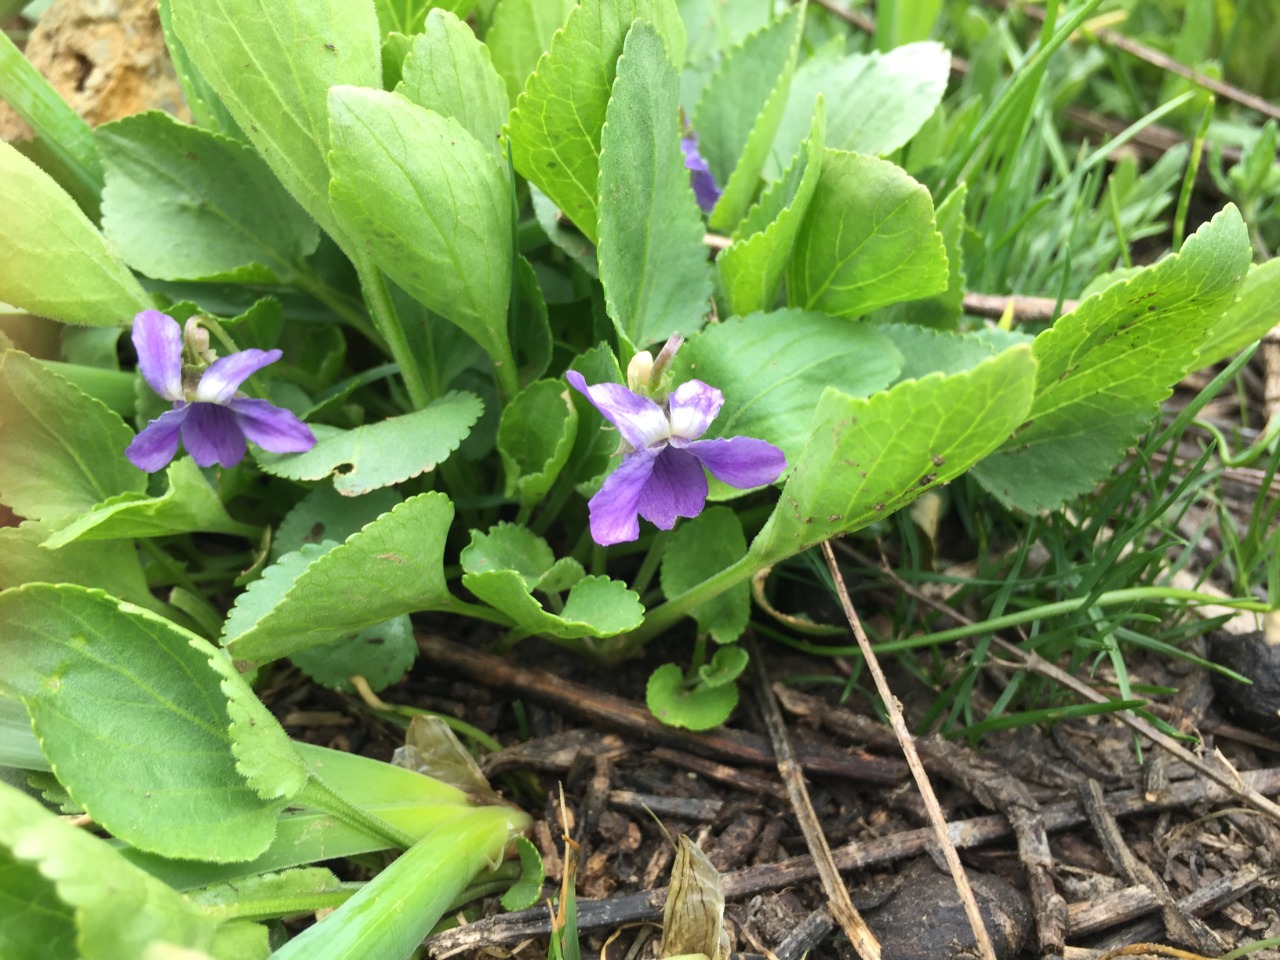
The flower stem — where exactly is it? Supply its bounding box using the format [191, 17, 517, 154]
[291, 267, 385, 351]
[354, 255, 432, 410]
[626, 553, 759, 652]
[629, 531, 667, 598]
[776, 586, 1273, 657]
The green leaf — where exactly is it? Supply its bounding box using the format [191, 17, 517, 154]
[291, 615, 416, 694]
[500, 836, 546, 911]
[717, 99, 825, 318]
[256, 392, 482, 495]
[0, 142, 148, 327]
[487, 0, 576, 103]
[327, 87, 514, 372]
[0, 29, 102, 208]
[460, 523, 555, 589]
[507, 0, 687, 243]
[42, 457, 257, 547]
[269, 805, 527, 960]
[768, 40, 951, 179]
[398, 10, 509, 163]
[125, 743, 470, 892]
[0, 847, 76, 957]
[497, 380, 579, 505]
[373, 0, 434, 35]
[876, 182, 967, 329]
[750, 346, 1037, 566]
[463, 571, 644, 639]
[876, 323, 1003, 382]
[157, 0, 241, 137]
[672, 309, 903, 467]
[646, 662, 738, 730]
[694, 4, 803, 232]
[0, 783, 220, 957]
[223, 492, 456, 663]
[972, 206, 1252, 511]
[273, 485, 404, 560]
[168, 0, 381, 245]
[1197, 256, 1280, 366]
[661, 507, 748, 644]
[511, 253, 554, 383]
[0, 692, 47, 770]
[0, 349, 144, 522]
[224, 543, 338, 645]
[698, 645, 748, 688]
[0, 585, 287, 861]
[678, 0, 773, 64]
[204, 648, 309, 806]
[597, 22, 712, 349]
[98, 112, 320, 283]
[787, 149, 948, 319]
[0, 521, 155, 608]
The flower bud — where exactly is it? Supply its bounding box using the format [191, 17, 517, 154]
[182, 318, 215, 366]
[626, 350, 654, 392]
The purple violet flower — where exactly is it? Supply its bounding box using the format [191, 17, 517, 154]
[126, 310, 316, 472]
[680, 134, 722, 213]
[566, 370, 786, 546]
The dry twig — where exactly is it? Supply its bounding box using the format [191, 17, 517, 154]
[747, 636, 882, 960]
[819, 541, 997, 960]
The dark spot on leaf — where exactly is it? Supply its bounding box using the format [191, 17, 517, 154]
[918, 473, 936, 486]
[365, 636, 385, 645]
[184, 151, 199, 162]
[546, 161, 558, 169]
[874, 503, 885, 512]
[335, 462, 355, 475]
[931, 454, 945, 466]
[325, 43, 337, 51]
[308, 522, 325, 542]
[827, 514, 841, 523]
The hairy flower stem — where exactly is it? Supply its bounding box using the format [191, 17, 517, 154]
[355, 255, 433, 409]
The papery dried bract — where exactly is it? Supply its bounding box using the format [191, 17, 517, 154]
[659, 836, 730, 960]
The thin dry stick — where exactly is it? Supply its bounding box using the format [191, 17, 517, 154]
[747, 637, 882, 960]
[819, 540, 997, 960]
[842, 545, 1280, 827]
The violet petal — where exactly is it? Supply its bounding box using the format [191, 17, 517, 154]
[667, 378, 724, 441]
[587, 449, 659, 545]
[181, 403, 247, 467]
[685, 436, 787, 489]
[637, 447, 708, 529]
[194, 349, 283, 404]
[131, 310, 185, 402]
[681, 136, 722, 212]
[229, 398, 316, 453]
[125, 406, 189, 472]
[566, 370, 670, 450]
[689, 170, 722, 213]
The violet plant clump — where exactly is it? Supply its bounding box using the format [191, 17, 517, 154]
[1, 0, 1276, 950]
[126, 309, 316, 472]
